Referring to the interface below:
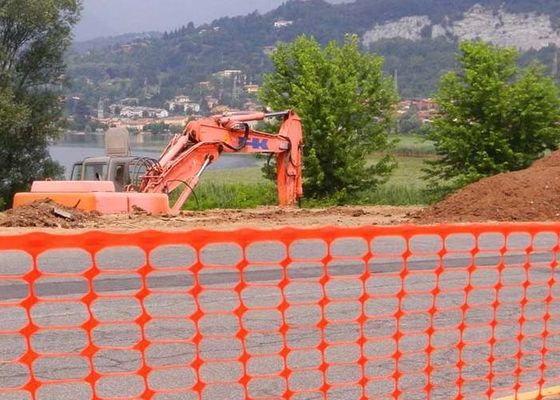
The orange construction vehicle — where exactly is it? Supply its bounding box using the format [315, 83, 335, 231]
[14, 110, 303, 214]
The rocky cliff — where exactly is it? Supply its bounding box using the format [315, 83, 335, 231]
[363, 4, 560, 51]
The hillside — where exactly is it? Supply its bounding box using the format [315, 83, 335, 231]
[66, 0, 560, 115]
[71, 32, 162, 54]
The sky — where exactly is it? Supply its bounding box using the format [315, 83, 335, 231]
[73, 0, 352, 42]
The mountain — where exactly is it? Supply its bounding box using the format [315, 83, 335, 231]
[73, 0, 354, 41]
[66, 0, 560, 116]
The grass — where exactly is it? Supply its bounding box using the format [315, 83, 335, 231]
[180, 155, 434, 210]
[182, 166, 275, 210]
[385, 155, 430, 186]
[391, 134, 435, 157]
[354, 184, 432, 206]
[200, 166, 266, 185]
[183, 181, 277, 210]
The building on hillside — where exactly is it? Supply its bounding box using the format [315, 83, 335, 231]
[244, 84, 260, 94]
[119, 107, 143, 119]
[184, 102, 201, 113]
[162, 116, 188, 126]
[413, 98, 437, 112]
[396, 98, 439, 123]
[97, 100, 104, 119]
[214, 69, 243, 78]
[167, 95, 191, 111]
[120, 106, 169, 119]
[120, 118, 152, 131]
[274, 20, 293, 28]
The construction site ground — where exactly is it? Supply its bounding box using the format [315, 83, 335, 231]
[0, 202, 422, 232]
[6, 148, 560, 232]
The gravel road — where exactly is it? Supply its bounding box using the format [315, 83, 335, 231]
[0, 231, 559, 400]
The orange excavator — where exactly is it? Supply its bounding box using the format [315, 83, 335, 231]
[13, 110, 303, 214]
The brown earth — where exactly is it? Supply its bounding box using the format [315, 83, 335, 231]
[0, 202, 421, 232]
[413, 150, 560, 224]
[0, 200, 100, 229]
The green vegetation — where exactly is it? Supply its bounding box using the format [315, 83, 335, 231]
[184, 182, 278, 210]
[184, 156, 431, 210]
[260, 35, 397, 199]
[0, 0, 80, 207]
[391, 134, 435, 157]
[183, 167, 275, 210]
[425, 41, 560, 196]
[143, 122, 183, 134]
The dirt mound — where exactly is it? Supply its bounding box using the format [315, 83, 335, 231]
[0, 200, 100, 228]
[414, 150, 560, 224]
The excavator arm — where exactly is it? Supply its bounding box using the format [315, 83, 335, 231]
[140, 110, 303, 213]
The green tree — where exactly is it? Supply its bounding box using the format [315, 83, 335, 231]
[424, 41, 560, 196]
[398, 106, 423, 134]
[0, 0, 81, 206]
[260, 35, 397, 199]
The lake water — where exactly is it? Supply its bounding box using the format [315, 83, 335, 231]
[49, 133, 258, 178]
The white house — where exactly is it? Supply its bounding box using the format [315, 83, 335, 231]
[155, 109, 169, 118]
[214, 69, 243, 78]
[120, 106, 144, 118]
[274, 20, 293, 28]
[184, 102, 201, 113]
[120, 106, 168, 119]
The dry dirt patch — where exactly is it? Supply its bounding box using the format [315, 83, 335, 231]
[0, 204, 421, 233]
[0, 200, 100, 229]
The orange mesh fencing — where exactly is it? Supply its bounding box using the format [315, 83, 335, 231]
[0, 224, 559, 399]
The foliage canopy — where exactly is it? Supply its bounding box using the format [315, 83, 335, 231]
[0, 0, 80, 206]
[260, 34, 397, 199]
[424, 41, 560, 196]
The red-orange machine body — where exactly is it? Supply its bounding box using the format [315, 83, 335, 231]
[13, 110, 303, 214]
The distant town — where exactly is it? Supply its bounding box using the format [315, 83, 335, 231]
[65, 64, 438, 135]
[66, 67, 267, 134]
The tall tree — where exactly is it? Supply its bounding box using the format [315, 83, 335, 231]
[0, 0, 81, 206]
[260, 35, 397, 199]
[424, 41, 560, 196]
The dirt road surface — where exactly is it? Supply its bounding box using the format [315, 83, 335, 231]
[0, 205, 422, 232]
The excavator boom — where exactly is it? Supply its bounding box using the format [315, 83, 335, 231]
[140, 110, 303, 212]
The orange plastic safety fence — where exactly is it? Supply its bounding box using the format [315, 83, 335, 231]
[0, 224, 559, 400]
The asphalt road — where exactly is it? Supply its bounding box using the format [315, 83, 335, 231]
[0, 232, 559, 399]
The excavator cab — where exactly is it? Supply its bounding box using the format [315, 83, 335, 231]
[66, 127, 148, 192]
[13, 124, 170, 214]
[69, 156, 146, 192]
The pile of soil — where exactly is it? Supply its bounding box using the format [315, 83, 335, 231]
[414, 150, 560, 224]
[0, 200, 100, 228]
